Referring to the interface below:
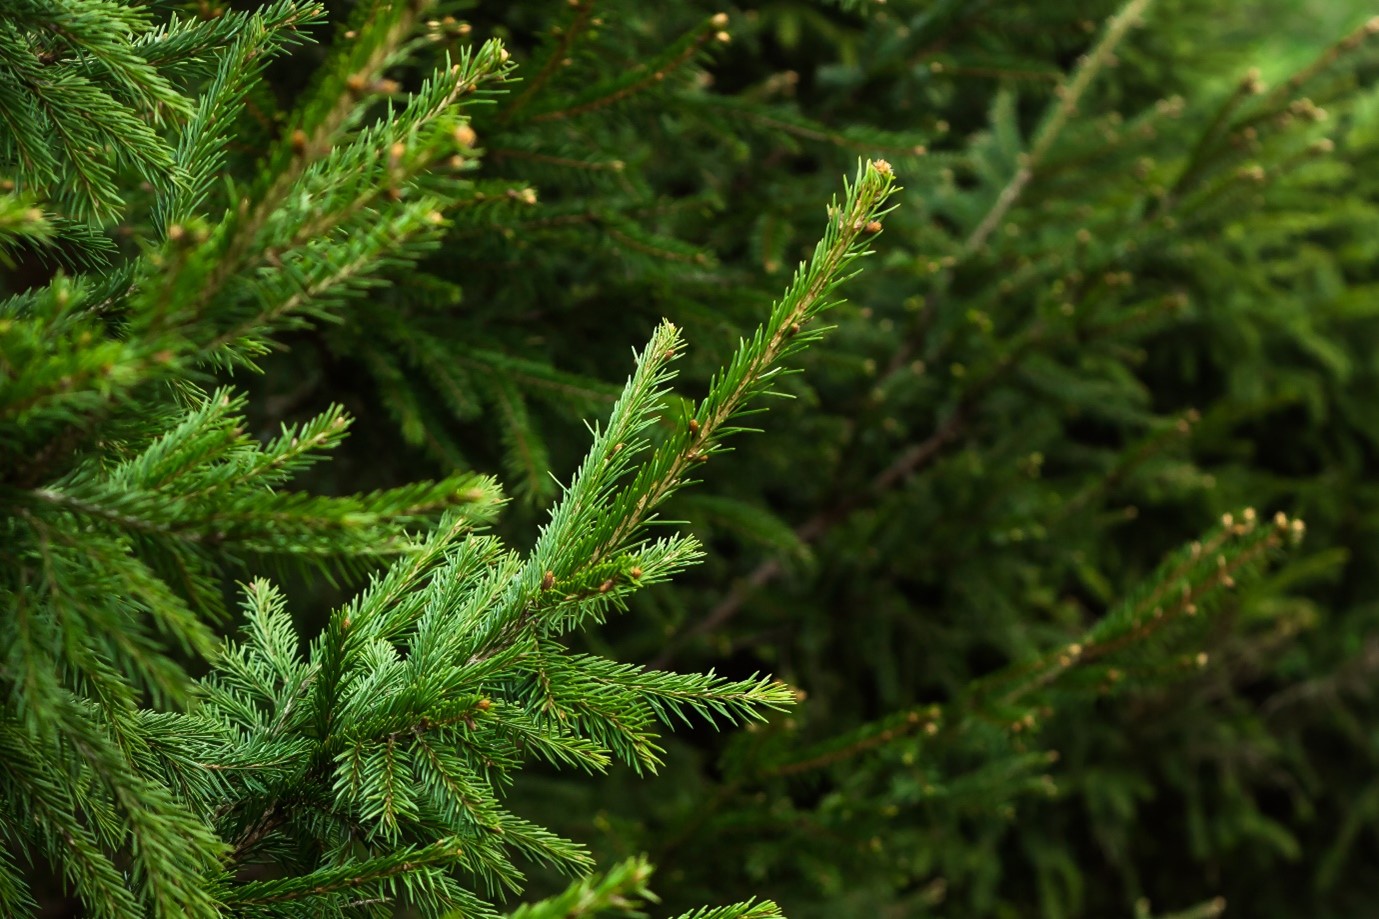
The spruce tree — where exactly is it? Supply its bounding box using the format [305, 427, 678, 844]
[6, 1, 1379, 917]
[1, 1, 894, 914]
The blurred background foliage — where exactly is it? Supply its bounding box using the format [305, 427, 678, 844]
[213, 0, 1379, 915]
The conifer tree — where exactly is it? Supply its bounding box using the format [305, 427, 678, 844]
[1, 1, 896, 914]
[6, 1, 1379, 917]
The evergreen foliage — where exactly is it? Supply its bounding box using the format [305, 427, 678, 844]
[234, 1, 1379, 915]
[0, 1, 890, 914]
[5, 0, 1379, 917]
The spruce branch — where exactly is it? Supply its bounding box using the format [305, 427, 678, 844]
[740, 510, 1303, 782]
[0, 0, 193, 220]
[756, 704, 944, 780]
[221, 837, 466, 906]
[499, 855, 657, 919]
[467, 159, 897, 660]
[965, 0, 1155, 254]
[504, 857, 782, 919]
[670, 901, 785, 919]
[594, 160, 898, 548]
[1161, 18, 1379, 215]
[500, 0, 598, 122]
[1136, 896, 1228, 919]
[249, 0, 442, 223]
[684, 92, 931, 158]
[154, 1, 322, 236]
[149, 13, 514, 345]
[523, 14, 731, 124]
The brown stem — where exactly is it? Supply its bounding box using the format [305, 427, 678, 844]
[501, 1, 596, 121]
[528, 29, 715, 125]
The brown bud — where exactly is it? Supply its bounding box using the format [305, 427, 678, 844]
[541, 570, 555, 591]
